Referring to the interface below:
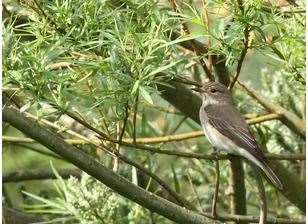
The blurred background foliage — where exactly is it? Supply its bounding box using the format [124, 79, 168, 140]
[3, 0, 305, 223]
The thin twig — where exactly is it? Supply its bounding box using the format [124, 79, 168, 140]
[5, 94, 306, 224]
[187, 170, 203, 211]
[21, 111, 192, 209]
[228, 27, 249, 90]
[4, 136, 306, 161]
[251, 166, 267, 224]
[211, 159, 220, 218]
[119, 104, 129, 143]
[236, 80, 305, 138]
[3, 169, 81, 182]
[168, 116, 187, 135]
[202, 3, 213, 73]
[113, 123, 120, 171]
[200, 211, 305, 224]
[5, 142, 63, 160]
[133, 94, 139, 144]
[133, 96, 139, 144]
[64, 110, 109, 138]
[168, 0, 214, 81]
[229, 0, 250, 90]
[107, 143, 193, 209]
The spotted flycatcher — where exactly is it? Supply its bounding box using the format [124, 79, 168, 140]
[194, 81, 283, 190]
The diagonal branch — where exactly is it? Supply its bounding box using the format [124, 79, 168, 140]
[236, 80, 305, 138]
[229, 27, 250, 90]
[3, 106, 305, 224]
[3, 105, 208, 224]
[168, 1, 214, 81]
[23, 112, 191, 209]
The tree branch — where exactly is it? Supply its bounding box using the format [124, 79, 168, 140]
[6, 108, 192, 210]
[252, 167, 267, 224]
[3, 106, 305, 224]
[3, 136, 305, 161]
[229, 156, 247, 223]
[236, 80, 305, 138]
[168, 1, 214, 81]
[3, 169, 81, 182]
[229, 27, 250, 90]
[3, 105, 209, 224]
[3, 207, 44, 224]
[5, 111, 278, 145]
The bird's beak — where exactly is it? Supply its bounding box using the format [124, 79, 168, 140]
[191, 87, 202, 92]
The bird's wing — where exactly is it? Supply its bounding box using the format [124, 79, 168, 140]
[204, 105, 266, 162]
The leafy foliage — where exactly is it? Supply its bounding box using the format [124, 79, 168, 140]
[3, 0, 305, 223]
[23, 171, 169, 224]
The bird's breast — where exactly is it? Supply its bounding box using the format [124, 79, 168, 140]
[202, 123, 236, 153]
[199, 106, 237, 153]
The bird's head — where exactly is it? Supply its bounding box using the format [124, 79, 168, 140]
[192, 81, 232, 105]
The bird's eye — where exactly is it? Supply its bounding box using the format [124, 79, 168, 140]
[210, 88, 217, 93]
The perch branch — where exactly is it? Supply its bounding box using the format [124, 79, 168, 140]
[3, 136, 305, 161]
[3, 106, 305, 224]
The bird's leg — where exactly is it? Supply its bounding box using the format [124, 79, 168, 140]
[211, 147, 220, 218]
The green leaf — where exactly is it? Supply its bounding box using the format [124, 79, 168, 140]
[20, 102, 32, 113]
[152, 34, 207, 53]
[145, 59, 182, 79]
[22, 191, 65, 210]
[139, 86, 153, 105]
[131, 80, 140, 94]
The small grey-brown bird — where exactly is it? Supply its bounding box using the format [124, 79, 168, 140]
[194, 81, 283, 190]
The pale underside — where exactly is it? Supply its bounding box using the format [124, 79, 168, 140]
[202, 122, 264, 169]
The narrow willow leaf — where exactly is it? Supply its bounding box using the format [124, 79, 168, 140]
[132, 167, 138, 185]
[22, 191, 65, 210]
[152, 34, 207, 53]
[139, 86, 153, 105]
[145, 59, 182, 79]
[131, 80, 140, 94]
[20, 102, 31, 113]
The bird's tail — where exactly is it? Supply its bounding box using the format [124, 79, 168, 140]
[259, 161, 283, 190]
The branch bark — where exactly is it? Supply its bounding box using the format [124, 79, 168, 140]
[3, 207, 44, 224]
[3, 169, 81, 182]
[229, 156, 247, 223]
[237, 80, 305, 139]
[2, 112, 282, 144]
[4, 136, 305, 161]
[3, 105, 210, 224]
[3, 105, 305, 224]
[252, 167, 267, 224]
